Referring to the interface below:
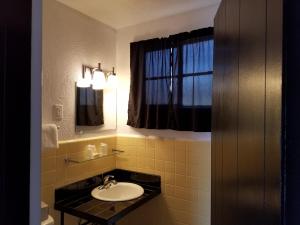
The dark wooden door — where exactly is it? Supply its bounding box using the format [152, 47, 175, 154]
[212, 0, 282, 224]
[0, 1, 32, 224]
[283, 1, 300, 224]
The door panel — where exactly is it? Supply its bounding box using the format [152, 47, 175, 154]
[0, 1, 32, 225]
[212, 0, 282, 224]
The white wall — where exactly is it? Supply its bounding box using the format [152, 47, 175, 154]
[43, 1, 218, 141]
[42, 0, 117, 140]
[116, 4, 218, 140]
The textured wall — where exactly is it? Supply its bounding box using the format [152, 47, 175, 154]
[116, 4, 218, 140]
[116, 137, 211, 225]
[42, 0, 117, 141]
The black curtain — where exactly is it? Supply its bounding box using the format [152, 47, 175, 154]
[76, 87, 104, 126]
[127, 27, 213, 131]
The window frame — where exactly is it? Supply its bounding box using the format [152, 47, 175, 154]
[144, 37, 214, 108]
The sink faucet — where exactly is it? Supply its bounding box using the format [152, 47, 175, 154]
[99, 175, 117, 190]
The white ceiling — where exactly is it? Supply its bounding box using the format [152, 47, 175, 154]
[56, 0, 220, 29]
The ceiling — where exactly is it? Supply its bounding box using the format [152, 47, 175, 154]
[56, 0, 220, 29]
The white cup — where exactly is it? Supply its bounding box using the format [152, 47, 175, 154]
[86, 144, 96, 158]
[100, 143, 108, 155]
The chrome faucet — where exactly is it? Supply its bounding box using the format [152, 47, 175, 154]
[99, 175, 117, 190]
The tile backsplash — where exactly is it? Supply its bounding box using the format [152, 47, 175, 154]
[41, 135, 210, 225]
[116, 137, 211, 225]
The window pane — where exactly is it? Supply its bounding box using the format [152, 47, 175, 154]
[145, 49, 171, 78]
[146, 79, 171, 105]
[183, 39, 214, 74]
[182, 74, 212, 106]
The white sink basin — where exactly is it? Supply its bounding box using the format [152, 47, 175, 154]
[91, 182, 144, 201]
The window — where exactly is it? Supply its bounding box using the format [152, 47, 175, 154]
[128, 27, 213, 131]
[181, 39, 213, 106]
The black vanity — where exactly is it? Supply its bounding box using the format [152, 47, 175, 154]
[54, 169, 161, 225]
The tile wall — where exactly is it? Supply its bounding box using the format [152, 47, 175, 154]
[116, 137, 211, 225]
[41, 136, 210, 225]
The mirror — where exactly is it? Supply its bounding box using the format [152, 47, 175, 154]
[75, 86, 117, 133]
[76, 87, 104, 126]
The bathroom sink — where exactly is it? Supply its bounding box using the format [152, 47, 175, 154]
[91, 182, 144, 201]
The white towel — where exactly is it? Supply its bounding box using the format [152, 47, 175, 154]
[42, 124, 59, 149]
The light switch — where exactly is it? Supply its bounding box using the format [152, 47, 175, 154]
[53, 104, 63, 121]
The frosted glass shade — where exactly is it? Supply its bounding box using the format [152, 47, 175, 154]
[77, 77, 90, 88]
[107, 74, 117, 89]
[92, 70, 106, 90]
[77, 69, 92, 88]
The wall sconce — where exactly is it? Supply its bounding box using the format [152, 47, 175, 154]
[76, 63, 117, 90]
[107, 67, 117, 89]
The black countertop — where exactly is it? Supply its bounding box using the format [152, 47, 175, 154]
[54, 169, 161, 225]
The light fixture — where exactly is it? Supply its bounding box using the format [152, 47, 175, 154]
[92, 63, 106, 90]
[76, 63, 117, 90]
[107, 67, 117, 89]
[77, 66, 92, 88]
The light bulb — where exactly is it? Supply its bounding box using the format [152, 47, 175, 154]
[76, 68, 92, 88]
[92, 70, 106, 90]
[107, 74, 117, 89]
[85, 69, 92, 83]
[77, 77, 90, 88]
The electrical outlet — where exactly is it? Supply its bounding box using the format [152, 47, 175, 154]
[53, 104, 63, 121]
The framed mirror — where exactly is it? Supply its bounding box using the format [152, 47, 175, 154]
[75, 81, 117, 133]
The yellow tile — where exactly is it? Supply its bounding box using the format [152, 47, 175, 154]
[175, 174, 187, 187]
[157, 139, 174, 151]
[41, 185, 54, 205]
[155, 160, 165, 172]
[136, 147, 145, 158]
[146, 138, 156, 149]
[117, 145, 140, 157]
[116, 156, 137, 170]
[41, 148, 56, 158]
[116, 137, 130, 146]
[155, 147, 175, 161]
[174, 186, 196, 201]
[174, 141, 186, 151]
[117, 137, 145, 147]
[146, 159, 155, 170]
[41, 156, 56, 173]
[186, 177, 210, 191]
[165, 184, 175, 197]
[187, 163, 210, 178]
[41, 170, 56, 187]
[168, 209, 192, 225]
[66, 161, 90, 180]
[89, 155, 115, 173]
[165, 172, 175, 185]
[165, 161, 175, 173]
[65, 141, 86, 154]
[55, 155, 67, 187]
[175, 146, 186, 164]
[175, 163, 186, 175]
[137, 157, 145, 168]
[39, 137, 210, 225]
[165, 196, 192, 212]
[144, 147, 155, 159]
[187, 141, 210, 165]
